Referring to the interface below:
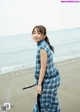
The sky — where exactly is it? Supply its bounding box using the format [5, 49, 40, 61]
[0, 0, 80, 36]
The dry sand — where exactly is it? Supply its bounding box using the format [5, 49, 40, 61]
[0, 58, 80, 112]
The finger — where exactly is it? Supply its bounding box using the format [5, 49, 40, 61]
[37, 91, 41, 94]
[40, 91, 42, 94]
[39, 91, 42, 94]
[38, 92, 41, 95]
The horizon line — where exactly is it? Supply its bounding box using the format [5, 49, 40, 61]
[0, 27, 80, 37]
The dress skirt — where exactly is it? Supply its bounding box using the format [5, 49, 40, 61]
[33, 73, 61, 112]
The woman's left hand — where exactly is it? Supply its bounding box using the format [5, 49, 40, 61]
[36, 85, 42, 94]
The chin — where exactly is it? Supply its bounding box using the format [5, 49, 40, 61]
[34, 40, 39, 43]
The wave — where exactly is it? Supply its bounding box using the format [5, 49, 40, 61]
[0, 48, 35, 55]
[0, 63, 34, 75]
[0, 54, 80, 75]
[55, 40, 80, 47]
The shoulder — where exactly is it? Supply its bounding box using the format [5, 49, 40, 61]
[39, 41, 49, 53]
[40, 49, 47, 56]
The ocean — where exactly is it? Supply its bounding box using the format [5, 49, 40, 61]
[0, 28, 80, 74]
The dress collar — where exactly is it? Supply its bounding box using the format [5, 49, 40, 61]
[37, 40, 45, 46]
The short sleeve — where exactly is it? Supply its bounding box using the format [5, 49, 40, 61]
[40, 45, 48, 53]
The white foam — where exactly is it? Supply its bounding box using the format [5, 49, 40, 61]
[0, 54, 80, 75]
[0, 63, 34, 74]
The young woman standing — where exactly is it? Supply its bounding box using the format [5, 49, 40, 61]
[32, 25, 61, 112]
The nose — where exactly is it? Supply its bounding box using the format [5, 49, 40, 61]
[34, 34, 38, 38]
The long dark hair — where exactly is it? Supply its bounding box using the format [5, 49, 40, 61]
[32, 25, 54, 53]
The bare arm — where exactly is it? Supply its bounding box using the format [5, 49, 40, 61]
[36, 49, 47, 94]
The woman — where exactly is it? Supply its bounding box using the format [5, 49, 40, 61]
[32, 25, 61, 112]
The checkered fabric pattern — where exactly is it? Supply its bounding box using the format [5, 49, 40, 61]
[33, 40, 61, 112]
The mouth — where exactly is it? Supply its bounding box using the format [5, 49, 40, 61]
[34, 38, 39, 41]
[33, 38, 39, 42]
[34, 37, 38, 39]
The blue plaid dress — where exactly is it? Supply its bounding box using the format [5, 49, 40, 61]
[33, 40, 61, 112]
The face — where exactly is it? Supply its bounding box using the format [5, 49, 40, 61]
[32, 28, 45, 43]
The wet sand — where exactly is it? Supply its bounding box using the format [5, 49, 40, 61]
[0, 58, 80, 112]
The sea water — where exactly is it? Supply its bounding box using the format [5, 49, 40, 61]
[0, 28, 80, 74]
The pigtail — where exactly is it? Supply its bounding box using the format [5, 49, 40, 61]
[45, 36, 54, 53]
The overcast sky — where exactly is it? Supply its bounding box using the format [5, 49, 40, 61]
[0, 0, 80, 36]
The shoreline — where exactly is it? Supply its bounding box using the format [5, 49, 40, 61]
[0, 56, 80, 76]
[0, 57, 80, 112]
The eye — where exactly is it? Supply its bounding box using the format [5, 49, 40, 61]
[32, 31, 36, 34]
[38, 32, 41, 35]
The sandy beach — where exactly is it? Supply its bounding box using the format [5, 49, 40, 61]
[0, 58, 80, 112]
